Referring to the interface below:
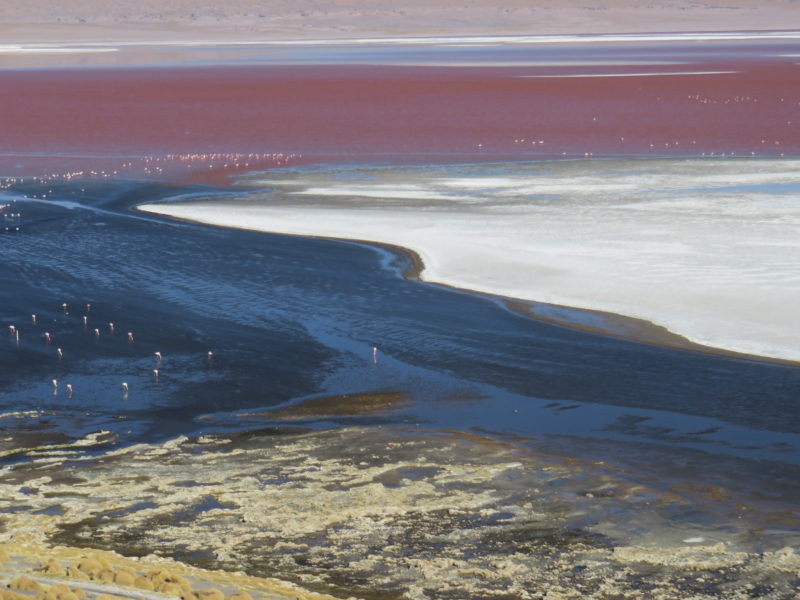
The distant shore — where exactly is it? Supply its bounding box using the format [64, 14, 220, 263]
[2, 0, 798, 46]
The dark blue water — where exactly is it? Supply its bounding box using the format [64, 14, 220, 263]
[1, 178, 800, 468]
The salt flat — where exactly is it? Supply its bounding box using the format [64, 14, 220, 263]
[141, 158, 800, 362]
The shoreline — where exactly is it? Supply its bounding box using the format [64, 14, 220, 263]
[2, 1, 800, 47]
[135, 204, 800, 369]
[380, 238, 800, 368]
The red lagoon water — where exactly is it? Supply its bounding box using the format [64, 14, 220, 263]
[1, 61, 799, 179]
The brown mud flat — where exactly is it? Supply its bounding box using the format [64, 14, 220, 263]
[237, 391, 412, 421]
[1, 427, 799, 600]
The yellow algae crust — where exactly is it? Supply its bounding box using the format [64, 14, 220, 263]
[0, 543, 345, 600]
[0, 427, 798, 599]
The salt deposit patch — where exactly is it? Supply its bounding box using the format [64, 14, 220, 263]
[140, 158, 800, 362]
[519, 70, 740, 78]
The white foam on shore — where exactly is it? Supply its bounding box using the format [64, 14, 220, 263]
[139, 158, 800, 362]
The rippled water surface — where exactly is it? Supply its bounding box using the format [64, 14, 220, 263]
[2, 175, 799, 460]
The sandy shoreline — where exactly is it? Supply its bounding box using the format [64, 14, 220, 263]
[2, 0, 799, 46]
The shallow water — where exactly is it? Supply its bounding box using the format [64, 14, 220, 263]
[2, 175, 800, 462]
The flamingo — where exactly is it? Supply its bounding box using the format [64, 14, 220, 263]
[51, 379, 58, 395]
[372, 346, 378, 364]
[66, 384, 73, 399]
[127, 332, 134, 343]
[56, 347, 63, 359]
[31, 314, 36, 325]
